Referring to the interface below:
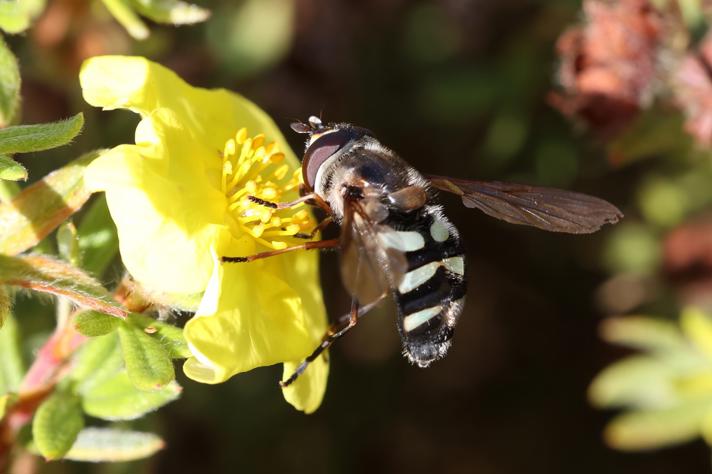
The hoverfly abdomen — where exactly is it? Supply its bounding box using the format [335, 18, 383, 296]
[381, 202, 466, 367]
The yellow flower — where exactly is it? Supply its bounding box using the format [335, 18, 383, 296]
[80, 56, 328, 413]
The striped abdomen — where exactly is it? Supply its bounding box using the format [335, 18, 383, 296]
[379, 204, 466, 367]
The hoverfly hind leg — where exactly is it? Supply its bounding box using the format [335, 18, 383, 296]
[280, 298, 361, 388]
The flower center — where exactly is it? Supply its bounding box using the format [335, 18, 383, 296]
[221, 128, 314, 250]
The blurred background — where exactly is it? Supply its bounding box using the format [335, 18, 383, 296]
[6, 0, 712, 472]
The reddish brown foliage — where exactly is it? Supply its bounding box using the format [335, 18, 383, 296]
[673, 33, 712, 147]
[551, 0, 662, 137]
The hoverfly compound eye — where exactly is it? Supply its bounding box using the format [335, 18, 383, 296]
[303, 128, 354, 190]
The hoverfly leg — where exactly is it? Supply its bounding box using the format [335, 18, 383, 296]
[247, 193, 332, 214]
[293, 216, 334, 240]
[280, 299, 358, 388]
[222, 239, 339, 263]
[279, 293, 388, 387]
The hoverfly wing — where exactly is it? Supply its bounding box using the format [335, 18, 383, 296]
[427, 175, 622, 234]
[340, 199, 407, 305]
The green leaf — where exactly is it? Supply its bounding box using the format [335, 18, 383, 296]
[32, 390, 84, 460]
[681, 307, 712, 359]
[207, 0, 294, 78]
[63, 428, 164, 462]
[77, 195, 118, 277]
[57, 221, 80, 266]
[130, 0, 209, 24]
[0, 312, 24, 394]
[74, 311, 121, 337]
[0, 154, 26, 180]
[0, 1, 30, 34]
[607, 109, 689, 166]
[0, 0, 45, 34]
[0, 179, 19, 202]
[589, 354, 702, 409]
[128, 313, 191, 359]
[0, 113, 83, 155]
[71, 333, 122, 389]
[0, 150, 100, 255]
[82, 372, 180, 420]
[0, 285, 8, 328]
[0, 254, 127, 319]
[0, 35, 20, 126]
[605, 400, 712, 451]
[118, 323, 174, 391]
[0, 392, 17, 420]
[101, 0, 149, 39]
[599, 317, 687, 353]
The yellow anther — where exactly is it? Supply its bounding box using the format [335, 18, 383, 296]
[251, 224, 265, 238]
[273, 164, 289, 181]
[222, 129, 314, 250]
[224, 138, 236, 157]
[259, 208, 273, 223]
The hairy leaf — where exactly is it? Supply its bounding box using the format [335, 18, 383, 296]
[74, 311, 122, 337]
[0, 312, 23, 394]
[118, 323, 174, 390]
[64, 428, 164, 462]
[82, 372, 180, 420]
[71, 333, 122, 390]
[0, 113, 83, 155]
[0, 151, 100, 255]
[77, 195, 119, 277]
[0, 35, 20, 126]
[128, 313, 191, 359]
[33, 390, 84, 460]
[0, 154, 26, 180]
[0, 254, 127, 318]
[57, 221, 80, 265]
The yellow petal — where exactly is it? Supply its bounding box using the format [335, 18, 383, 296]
[183, 246, 327, 384]
[85, 144, 224, 295]
[80, 56, 300, 169]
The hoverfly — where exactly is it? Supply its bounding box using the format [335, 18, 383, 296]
[223, 116, 622, 386]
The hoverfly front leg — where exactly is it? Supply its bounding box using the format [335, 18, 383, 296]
[247, 192, 332, 214]
[223, 192, 337, 261]
[222, 239, 339, 263]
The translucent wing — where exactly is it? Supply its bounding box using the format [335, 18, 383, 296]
[340, 198, 407, 305]
[428, 175, 622, 234]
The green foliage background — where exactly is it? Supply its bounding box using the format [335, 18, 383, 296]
[2, 0, 712, 472]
